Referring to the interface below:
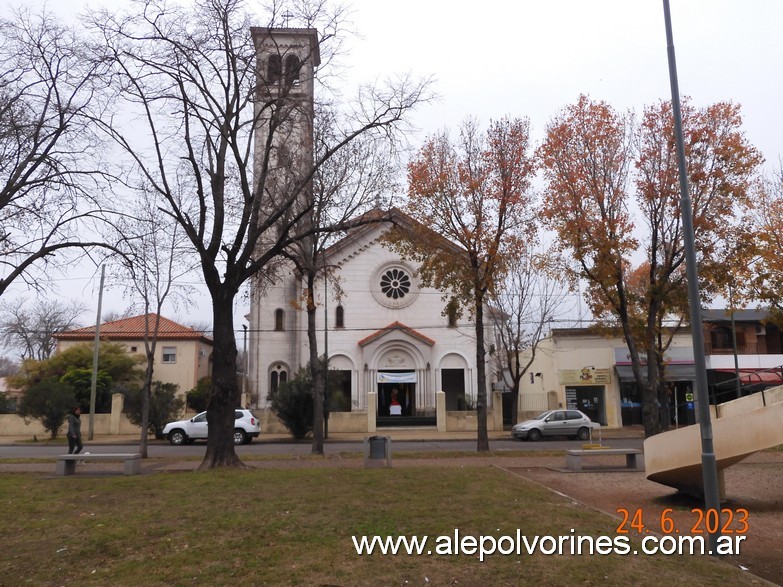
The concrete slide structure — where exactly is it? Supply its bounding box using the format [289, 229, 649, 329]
[644, 387, 783, 498]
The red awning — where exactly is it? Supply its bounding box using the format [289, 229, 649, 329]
[714, 369, 783, 385]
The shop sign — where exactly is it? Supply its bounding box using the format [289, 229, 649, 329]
[558, 367, 611, 385]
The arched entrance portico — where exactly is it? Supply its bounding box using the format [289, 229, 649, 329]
[366, 343, 435, 426]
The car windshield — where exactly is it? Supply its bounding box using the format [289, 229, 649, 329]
[534, 411, 552, 420]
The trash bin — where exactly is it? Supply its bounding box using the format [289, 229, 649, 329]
[364, 435, 392, 468]
[369, 436, 386, 459]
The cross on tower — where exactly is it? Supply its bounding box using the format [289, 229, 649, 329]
[282, 11, 294, 27]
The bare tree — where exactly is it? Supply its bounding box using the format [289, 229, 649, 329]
[0, 355, 20, 376]
[0, 7, 112, 297]
[489, 251, 571, 426]
[0, 297, 87, 360]
[109, 185, 200, 457]
[91, 0, 430, 468]
[283, 105, 401, 455]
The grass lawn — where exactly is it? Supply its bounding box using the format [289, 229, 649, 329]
[0, 466, 755, 586]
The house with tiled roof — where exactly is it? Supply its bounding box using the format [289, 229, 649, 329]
[55, 314, 213, 406]
[247, 209, 497, 432]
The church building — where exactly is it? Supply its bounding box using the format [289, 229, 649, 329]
[246, 26, 497, 433]
[247, 209, 496, 432]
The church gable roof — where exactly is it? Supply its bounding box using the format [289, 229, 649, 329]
[357, 321, 436, 347]
[324, 207, 463, 267]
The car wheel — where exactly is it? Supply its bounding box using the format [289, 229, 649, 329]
[577, 427, 591, 441]
[527, 428, 542, 442]
[168, 429, 187, 446]
[233, 429, 248, 445]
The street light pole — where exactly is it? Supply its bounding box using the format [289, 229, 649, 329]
[662, 0, 722, 554]
[88, 265, 105, 441]
[242, 324, 248, 405]
[323, 274, 329, 439]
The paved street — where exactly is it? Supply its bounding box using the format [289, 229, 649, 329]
[0, 433, 644, 459]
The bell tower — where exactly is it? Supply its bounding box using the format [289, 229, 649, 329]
[250, 26, 320, 213]
[247, 27, 320, 410]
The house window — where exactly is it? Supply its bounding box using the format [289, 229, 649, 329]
[162, 346, 177, 364]
[130, 346, 138, 353]
[274, 308, 285, 331]
[335, 305, 344, 329]
[267, 54, 282, 83]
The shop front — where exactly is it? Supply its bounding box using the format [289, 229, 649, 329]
[558, 367, 611, 426]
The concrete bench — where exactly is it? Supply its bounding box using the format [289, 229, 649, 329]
[56, 453, 142, 476]
[566, 448, 644, 471]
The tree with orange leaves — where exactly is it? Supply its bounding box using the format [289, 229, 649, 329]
[385, 117, 537, 451]
[540, 94, 761, 437]
[745, 164, 783, 324]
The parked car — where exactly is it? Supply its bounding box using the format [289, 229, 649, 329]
[511, 409, 598, 441]
[162, 409, 261, 445]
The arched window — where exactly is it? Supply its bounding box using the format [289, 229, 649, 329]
[284, 54, 301, 85]
[274, 308, 285, 331]
[270, 366, 288, 395]
[267, 54, 282, 84]
[335, 305, 344, 329]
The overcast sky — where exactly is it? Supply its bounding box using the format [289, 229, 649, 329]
[343, 0, 782, 170]
[2, 0, 781, 333]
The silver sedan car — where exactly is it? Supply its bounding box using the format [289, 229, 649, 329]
[511, 409, 598, 441]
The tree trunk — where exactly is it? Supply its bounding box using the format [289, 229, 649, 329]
[200, 292, 243, 469]
[642, 313, 662, 437]
[307, 273, 325, 455]
[475, 294, 489, 452]
[509, 383, 519, 427]
[139, 356, 154, 458]
[509, 348, 523, 426]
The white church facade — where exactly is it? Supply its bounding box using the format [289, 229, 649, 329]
[245, 26, 500, 433]
[247, 212, 501, 433]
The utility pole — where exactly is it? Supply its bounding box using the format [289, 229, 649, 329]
[662, 0, 722, 554]
[323, 274, 329, 439]
[88, 265, 106, 440]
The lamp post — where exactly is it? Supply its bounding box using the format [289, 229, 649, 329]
[242, 324, 248, 405]
[662, 0, 722, 554]
[323, 273, 329, 439]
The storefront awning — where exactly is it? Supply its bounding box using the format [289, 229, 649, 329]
[377, 371, 417, 384]
[614, 364, 695, 382]
[713, 369, 783, 386]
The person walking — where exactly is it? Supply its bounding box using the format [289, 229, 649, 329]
[66, 406, 83, 455]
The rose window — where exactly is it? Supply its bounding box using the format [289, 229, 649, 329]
[380, 268, 411, 300]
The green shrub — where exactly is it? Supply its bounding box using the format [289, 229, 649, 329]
[60, 367, 113, 413]
[17, 378, 76, 438]
[123, 381, 184, 439]
[269, 366, 314, 439]
[0, 391, 13, 413]
[186, 376, 211, 413]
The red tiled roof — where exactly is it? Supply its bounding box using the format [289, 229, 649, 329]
[55, 313, 213, 344]
[357, 321, 436, 347]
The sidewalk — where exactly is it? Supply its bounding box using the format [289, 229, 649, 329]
[0, 426, 645, 445]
